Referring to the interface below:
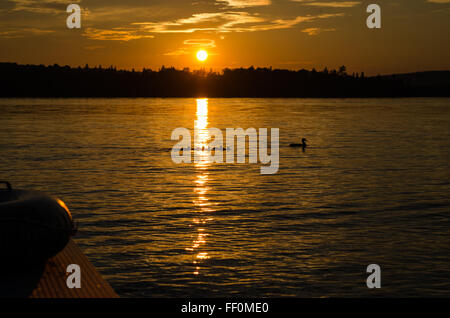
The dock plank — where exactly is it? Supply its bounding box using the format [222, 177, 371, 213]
[29, 239, 118, 298]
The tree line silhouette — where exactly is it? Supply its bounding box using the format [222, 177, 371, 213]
[1, 62, 449, 97]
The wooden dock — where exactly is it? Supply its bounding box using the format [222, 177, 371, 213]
[1, 240, 118, 298]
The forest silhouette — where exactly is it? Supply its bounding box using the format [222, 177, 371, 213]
[1, 62, 449, 98]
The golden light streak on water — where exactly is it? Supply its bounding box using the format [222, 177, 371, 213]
[190, 98, 213, 274]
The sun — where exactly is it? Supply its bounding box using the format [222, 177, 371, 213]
[196, 50, 208, 62]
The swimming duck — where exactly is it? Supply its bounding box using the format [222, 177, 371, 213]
[289, 138, 307, 148]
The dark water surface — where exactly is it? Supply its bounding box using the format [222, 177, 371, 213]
[1, 98, 449, 297]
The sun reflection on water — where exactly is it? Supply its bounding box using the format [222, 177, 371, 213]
[188, 98, 213, 275]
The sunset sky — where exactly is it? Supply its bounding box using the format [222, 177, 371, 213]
[0, 0, 449, 75]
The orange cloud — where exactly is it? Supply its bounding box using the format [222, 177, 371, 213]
[292, 1, 361, 7]
[131, 11, 344, 34]
[218, 0, 271, 7]
[183, 39, 216, 47]
[84, 27, 154, 41]
[302, 27, 336, 35]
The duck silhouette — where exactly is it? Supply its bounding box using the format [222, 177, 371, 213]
[289, 138, 307, 148]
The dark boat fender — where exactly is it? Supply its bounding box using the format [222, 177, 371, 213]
[0, 182, 76, 266]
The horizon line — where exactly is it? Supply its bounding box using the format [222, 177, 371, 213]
[2, 61, 449, 77]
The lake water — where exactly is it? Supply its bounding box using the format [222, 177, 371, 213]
[0, 98, 449, 297]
